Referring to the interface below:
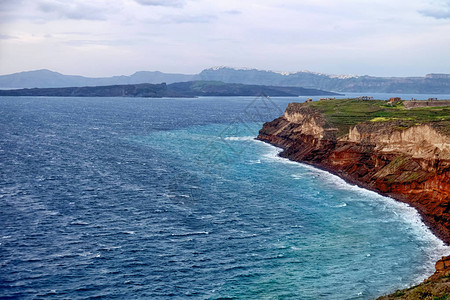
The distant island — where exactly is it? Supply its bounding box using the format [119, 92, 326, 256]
[0, 81, 339, 97]
[1, 67, 449, 93]
[257, 98, 450, 299]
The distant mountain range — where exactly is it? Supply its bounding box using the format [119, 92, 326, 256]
[1, 67, 449, 93]
[0, 69, 195, 89]
[0, 81, 339, 98]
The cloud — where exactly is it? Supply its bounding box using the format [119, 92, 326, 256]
[419, 9, 450, 19]
[134, 0, 184, 7]
[1, 0, 450, 77]
[37, 0, 107, 20]
[224, 10, 241, 15]
[419, 1, 450, 19]
[0, 34, 16, 39]
[168, 14, 217, 24]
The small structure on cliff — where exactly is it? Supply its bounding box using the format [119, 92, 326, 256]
[388, 97, 401, 104]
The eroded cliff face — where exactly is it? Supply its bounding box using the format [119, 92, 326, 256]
[258, 102, 450, 297]
[346, 124, 450, 159]
[258, 103, 450, 244]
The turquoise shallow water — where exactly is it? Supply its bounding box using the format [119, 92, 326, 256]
[1, 96, 449, 299]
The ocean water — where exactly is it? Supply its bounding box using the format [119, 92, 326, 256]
[1, 95, 449, 300]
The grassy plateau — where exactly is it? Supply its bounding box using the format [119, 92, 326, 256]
[303, 99, 450, 136]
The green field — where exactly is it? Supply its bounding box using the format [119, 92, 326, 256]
[305, 99, 450, 136]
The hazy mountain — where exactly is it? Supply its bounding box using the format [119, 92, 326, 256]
[1, 67, 449, 93]
[0, 69, 197, 89]
[199, 67, 450, 94]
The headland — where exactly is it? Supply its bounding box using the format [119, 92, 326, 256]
[257, 98, 450, 299]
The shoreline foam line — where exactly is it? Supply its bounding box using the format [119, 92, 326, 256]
[250, 137, 450, 285]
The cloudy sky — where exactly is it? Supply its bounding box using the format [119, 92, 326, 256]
[0, 0, 449, 77]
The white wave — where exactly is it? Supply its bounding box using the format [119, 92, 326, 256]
[98, 245, 122, 251]
[327, 202, 347, 208]
[163, 193, 190, 198]
[258, 142, 450, 281]
[170, 231, 209, 237]
[260, 144, 302, 166]
[323, 201, 347, 208]
[223, 136, 256, 141]
[163, 193, 177, 198]
[248, 159, 261, 164]
[70, 220, 89, 226]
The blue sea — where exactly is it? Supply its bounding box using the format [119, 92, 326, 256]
[1, 94, 450, 299]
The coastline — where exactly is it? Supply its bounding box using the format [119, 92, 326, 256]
[255, 137, 450, 299]
[258, 139, 450, 271]
[301, 157, 450, 245]
[255, 99, 450, 298]
[257, 137, 450, 246]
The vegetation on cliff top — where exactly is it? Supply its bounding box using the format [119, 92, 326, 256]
[302, 99, 450, 136]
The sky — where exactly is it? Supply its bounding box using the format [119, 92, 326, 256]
[0, 0, 449, 77]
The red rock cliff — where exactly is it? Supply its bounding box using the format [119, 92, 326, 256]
[258, 103, 450, 244]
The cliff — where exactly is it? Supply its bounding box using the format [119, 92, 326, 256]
[257, 99, 450, 298]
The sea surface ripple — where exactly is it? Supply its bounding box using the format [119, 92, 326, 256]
[1, 96, 449, 299]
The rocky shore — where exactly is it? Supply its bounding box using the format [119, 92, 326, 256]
[257, 99, 450, 298]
